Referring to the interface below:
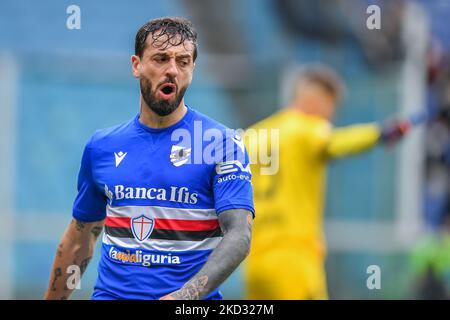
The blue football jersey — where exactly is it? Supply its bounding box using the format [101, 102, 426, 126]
[72, 106, 254, 300]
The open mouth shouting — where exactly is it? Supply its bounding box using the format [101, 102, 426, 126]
[158, 83, 177, 100]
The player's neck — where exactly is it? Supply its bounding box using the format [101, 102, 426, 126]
[139, 100, 187, 129]
[288, 104, 330, 122]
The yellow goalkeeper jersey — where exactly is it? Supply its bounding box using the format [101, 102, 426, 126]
[245, 109, 381, 260]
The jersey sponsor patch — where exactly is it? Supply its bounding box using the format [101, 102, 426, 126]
[217, 173, 251, 184]
[215, 160, 251, 175]
[107, 245, 181, 267]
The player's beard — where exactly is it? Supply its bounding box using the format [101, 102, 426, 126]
[140, 76, 187, 117]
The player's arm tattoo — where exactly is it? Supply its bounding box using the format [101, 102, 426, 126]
[50, 267, 63, 291]
[77, 256, 93, 275]
[90, 225, 103, 238]
[75, 220, 85, 232]
[168, 209, 252, 300]
[44, 218, 104, 300]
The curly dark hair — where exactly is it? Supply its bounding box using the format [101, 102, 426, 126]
[135, 17, 198, 61]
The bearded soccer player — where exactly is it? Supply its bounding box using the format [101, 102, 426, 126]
[244, 65, 410, 300]
[44, 17, 254, 300]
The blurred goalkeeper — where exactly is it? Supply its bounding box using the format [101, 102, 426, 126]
[244, 64, 410, 300]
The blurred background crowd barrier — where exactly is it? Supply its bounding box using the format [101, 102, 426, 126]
[0, 0, 449, 299]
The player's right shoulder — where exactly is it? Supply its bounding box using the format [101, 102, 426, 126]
[88, 116, 136, 149]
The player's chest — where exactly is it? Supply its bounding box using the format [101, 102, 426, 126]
[92, 141, 212, 192]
